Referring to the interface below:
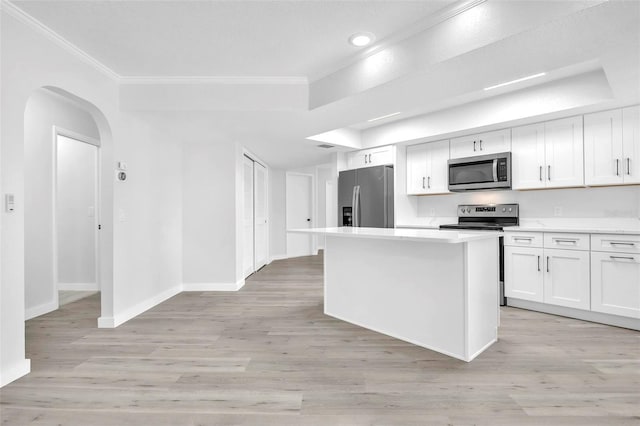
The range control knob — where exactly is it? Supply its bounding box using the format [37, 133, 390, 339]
[466, 208, 471, 213]
[460, 208, 466, 214]
[508, 207, 513, 212]
[502, 207, 506, 212]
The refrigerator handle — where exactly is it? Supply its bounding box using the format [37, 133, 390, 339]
[355, 185, 361, 227]
[351, 185, 359, 227]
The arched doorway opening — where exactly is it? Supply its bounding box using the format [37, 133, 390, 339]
[23, 86, 114, 327]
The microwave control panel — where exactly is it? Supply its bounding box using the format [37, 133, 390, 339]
[497, 158, 508, 181]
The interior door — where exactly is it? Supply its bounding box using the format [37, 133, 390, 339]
[243, 156, 255, 278]
[254, 162, 268, 271]
[286, 174, 313, 257]
[56, 134, 98, 291]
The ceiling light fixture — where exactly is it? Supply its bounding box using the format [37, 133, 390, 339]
[368, 111, 401, 122]
[349, 32, 375, 47]
[483, 72, 547, 91]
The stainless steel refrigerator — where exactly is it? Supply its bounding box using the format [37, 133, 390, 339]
[338, 165, 394, 228]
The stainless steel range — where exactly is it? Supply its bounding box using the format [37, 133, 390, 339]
[440, 204, 519, 305]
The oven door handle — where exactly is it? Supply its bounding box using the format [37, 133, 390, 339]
[492, 159, 498, 182]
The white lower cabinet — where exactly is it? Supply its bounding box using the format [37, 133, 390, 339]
[591, 251, 640, 318]
[505, 246, 543, 302]
[543, 248, 590, 310]
[506, 230, 640, 322]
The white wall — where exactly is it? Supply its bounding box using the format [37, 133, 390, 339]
[56, 135, 97, 289]
[269, 169, 287, 259]
[1, 8, 183, 385]
[182, 133, 239, 287]
[23, 89, 100, 318]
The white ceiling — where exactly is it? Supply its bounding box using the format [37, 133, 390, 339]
[12, 0, 454, 78]
[8, 1, 640, 170]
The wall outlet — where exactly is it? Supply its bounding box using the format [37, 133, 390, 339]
[429, 208, 436, 216]
[553, 206, 563, 217]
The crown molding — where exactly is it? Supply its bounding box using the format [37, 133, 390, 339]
[2, 0, 121, 81]
[119, 75, 308, 85]
[308, 0, 487, 82]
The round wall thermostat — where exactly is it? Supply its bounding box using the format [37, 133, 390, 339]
[118, 171, 127, 181]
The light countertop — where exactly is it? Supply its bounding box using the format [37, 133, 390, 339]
[397, 220, 640, 235]
[288, 227, 500, 244]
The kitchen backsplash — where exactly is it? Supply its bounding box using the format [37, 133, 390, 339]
[415, 185, 639, 221]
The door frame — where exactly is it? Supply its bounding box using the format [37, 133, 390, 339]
[52, 126, 101, 308]
[285, 171, 316, 257]
[243, 149, 269, 277]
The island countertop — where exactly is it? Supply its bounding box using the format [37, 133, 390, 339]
[288, 226, 500, 244]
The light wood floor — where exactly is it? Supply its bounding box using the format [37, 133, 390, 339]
[2, 253, 639, 425]
[58, 291, 99, 307]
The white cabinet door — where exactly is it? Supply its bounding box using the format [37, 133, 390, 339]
[543, 248, 590, 310]
[425, 139, 450, 194]
[622, 105, 640, 184]
[450, 129, 511, 159]
[591, 251, 640, 318]
[406, 144, 428, 195]
[584, 109, 623, 186]
[544, 116, 584, 188]
[369, 146, 394, 166]
[505, 246, 544, 302]
[512, 123, 546, 189]
[347, 151, 368, 169]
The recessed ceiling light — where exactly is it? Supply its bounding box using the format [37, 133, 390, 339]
[484, 73, 547, 91]
[349, 32, 375, 47]
[368, 112, 401, 122]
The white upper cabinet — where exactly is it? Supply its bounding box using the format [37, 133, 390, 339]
[347, 145, 394, 170]
[450, 129, 511, 159]
[406, 144, 429, 195]
[544, 116, 584, 188]
[584, 109, 624, 185]
[512, 116, 584, 190]
[622, 105, 640, 184]
[512, 123, 546, 190]
[585, 106, 640, 186]
[406, 140, 450, 195]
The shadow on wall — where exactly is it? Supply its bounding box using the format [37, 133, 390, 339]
[23, 86, 114, 325]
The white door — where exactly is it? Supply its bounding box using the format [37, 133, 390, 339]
[544, 116, 584, 188]
[512, 123, 546, 189]
[504, 246, 544, 302]
[622, 105, 640, 184]
[543, 249, 590, 310]
[584, 109, 623, 186]
[56, 134, 99, 291]
[243, 156, 255, 278]
[286, 174, 313, 258]
[253, 162, 268, 271]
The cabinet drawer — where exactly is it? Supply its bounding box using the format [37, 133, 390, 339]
[504, 232, 543, 248]
[591, 234, 640, 254]
[544, 233, 589, 251]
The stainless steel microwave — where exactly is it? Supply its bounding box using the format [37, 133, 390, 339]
[448, 152, 511, 192]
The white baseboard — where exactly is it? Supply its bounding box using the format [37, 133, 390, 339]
[97, 284, 182, 328]
[0, 359, 31, 387]
[182, 279, 245, 292]
[58, 282, 99, 291]
[269, 254, 289, 262]
[25, 299, 58, 320]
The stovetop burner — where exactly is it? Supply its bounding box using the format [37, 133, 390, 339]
[439, 203, 519, 231]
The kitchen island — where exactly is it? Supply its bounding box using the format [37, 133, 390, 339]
[288, 227, 500, 362]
